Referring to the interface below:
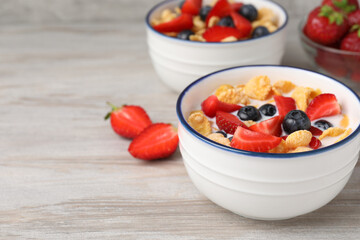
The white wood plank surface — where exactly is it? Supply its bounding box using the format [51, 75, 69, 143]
[0, 2, 359, 239]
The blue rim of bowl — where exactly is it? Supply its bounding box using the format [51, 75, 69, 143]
[176, 65, 360, 158]
[145, 0, 289, 45]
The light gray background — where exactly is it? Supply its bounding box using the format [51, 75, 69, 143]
[0, 0, 318, 24]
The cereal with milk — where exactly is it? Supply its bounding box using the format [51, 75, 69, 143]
[187, 75, 352, 153]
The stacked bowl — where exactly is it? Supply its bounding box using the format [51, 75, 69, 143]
[176, 65, 360, 220]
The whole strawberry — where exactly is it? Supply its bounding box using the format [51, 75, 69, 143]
[322, 0, 359, 14]
[341, 27, 360, 52]
[105, 103, 152, 138]
[304, 6, 349, 46]
[349, 10, 360, 25]
[340, 27, 360, 70]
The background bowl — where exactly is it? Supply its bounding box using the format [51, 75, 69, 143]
[299, 17, 360, 89]
[146, 0, 289, 93]
[176, 65, 360, 220]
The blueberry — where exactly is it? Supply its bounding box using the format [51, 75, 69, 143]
[314, 120, 333, 130]
[259, 104, 277, 116]
[283, 110, 311, 134]
[251, 26, 270, 39]
[217, 16, 235, 27]
[237, 106, 261, 121]
[216, 130, 227, 138]
[199, 5, 212, 21]
[239, 4, 258, 22]
[179, 0, 185, 9]
[177, 30, 194, 40]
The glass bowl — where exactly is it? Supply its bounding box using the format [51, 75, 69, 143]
[299, 17, 360, 90]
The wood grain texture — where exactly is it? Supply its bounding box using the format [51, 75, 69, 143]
[0, 3, 360, 240]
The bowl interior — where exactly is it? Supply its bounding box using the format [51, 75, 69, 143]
[178, 65, 360, 152]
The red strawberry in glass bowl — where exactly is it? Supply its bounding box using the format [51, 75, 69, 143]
[348, 10, 360, 25]
[321, 0, 359, 14]
[340, 27, 360, 67]
[304, 6, 349, 46]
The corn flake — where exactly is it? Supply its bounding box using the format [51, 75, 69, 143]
[268, 140, 288, 153]
[189, 34, 205, 42]
[187, 110, 212, 136]
[340, 114, 349, 128]
[208, 16, 220, 27]
[257, 8, 278, 25]
[215, 84, 234, 97]
[192, 16, 205, 33]
[273, 80, 296, 95]
[221, 36, 238, 42]
[318, 127, 346, 140]
[335, 128, 352, 143]
[285, 130, 312, 149]
[243, 120, 257, 127]
[288, 146, 313, 153]
[161, 9, 177, 23]
[244, 75, 272, 100]
[291, 86, 313, 111]
[217, 87, 250, 105]
[207, 133, 231, 146]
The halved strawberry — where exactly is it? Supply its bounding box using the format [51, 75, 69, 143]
[153, 13, 193, 33]
[231, 2, 244, 12]
[306, 93, 341, 121]
[203, 26, 242, 42]
[304, 6, 349, 46]
[309, 137, 322, 150]
[128, 123, 179, 160]
[105, 103, 152, 139]
[249, 115, 284, 137]
[201, 95, 242, 118]
[231, 126, 282, 152]
[216, 111, 248, 134]
[182, 0, 202, 15]
[205, 0, 232, 26]
[274, 95, 297, 117]
[230, 11, 252, 38]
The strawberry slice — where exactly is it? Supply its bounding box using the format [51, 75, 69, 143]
[310, 126, 323, 136]
[231, 2, 244, 12]
[306, 93, 341, 121]
[105, 103, 152, 139]
[249, 116, 284, 137]
[309, 136, 322, 150]
[231, 126, 282, 152]
[205, 0, 232, 26]
[274, 95, 297, 117]
[128, 123, 179, 160]
[216, 111, 248, 134]
[203, 26, 242, 42]
[201, 95, 242, 118]
[182, 0, 202, 15]
[153, 13, 193, 33]
[230, 11, 252, 38]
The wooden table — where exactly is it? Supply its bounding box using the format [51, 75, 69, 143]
[1, 9, 359, 240]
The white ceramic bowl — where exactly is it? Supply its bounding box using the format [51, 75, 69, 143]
[146, 0, 289, 92]
[176, 65, 360, 220]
